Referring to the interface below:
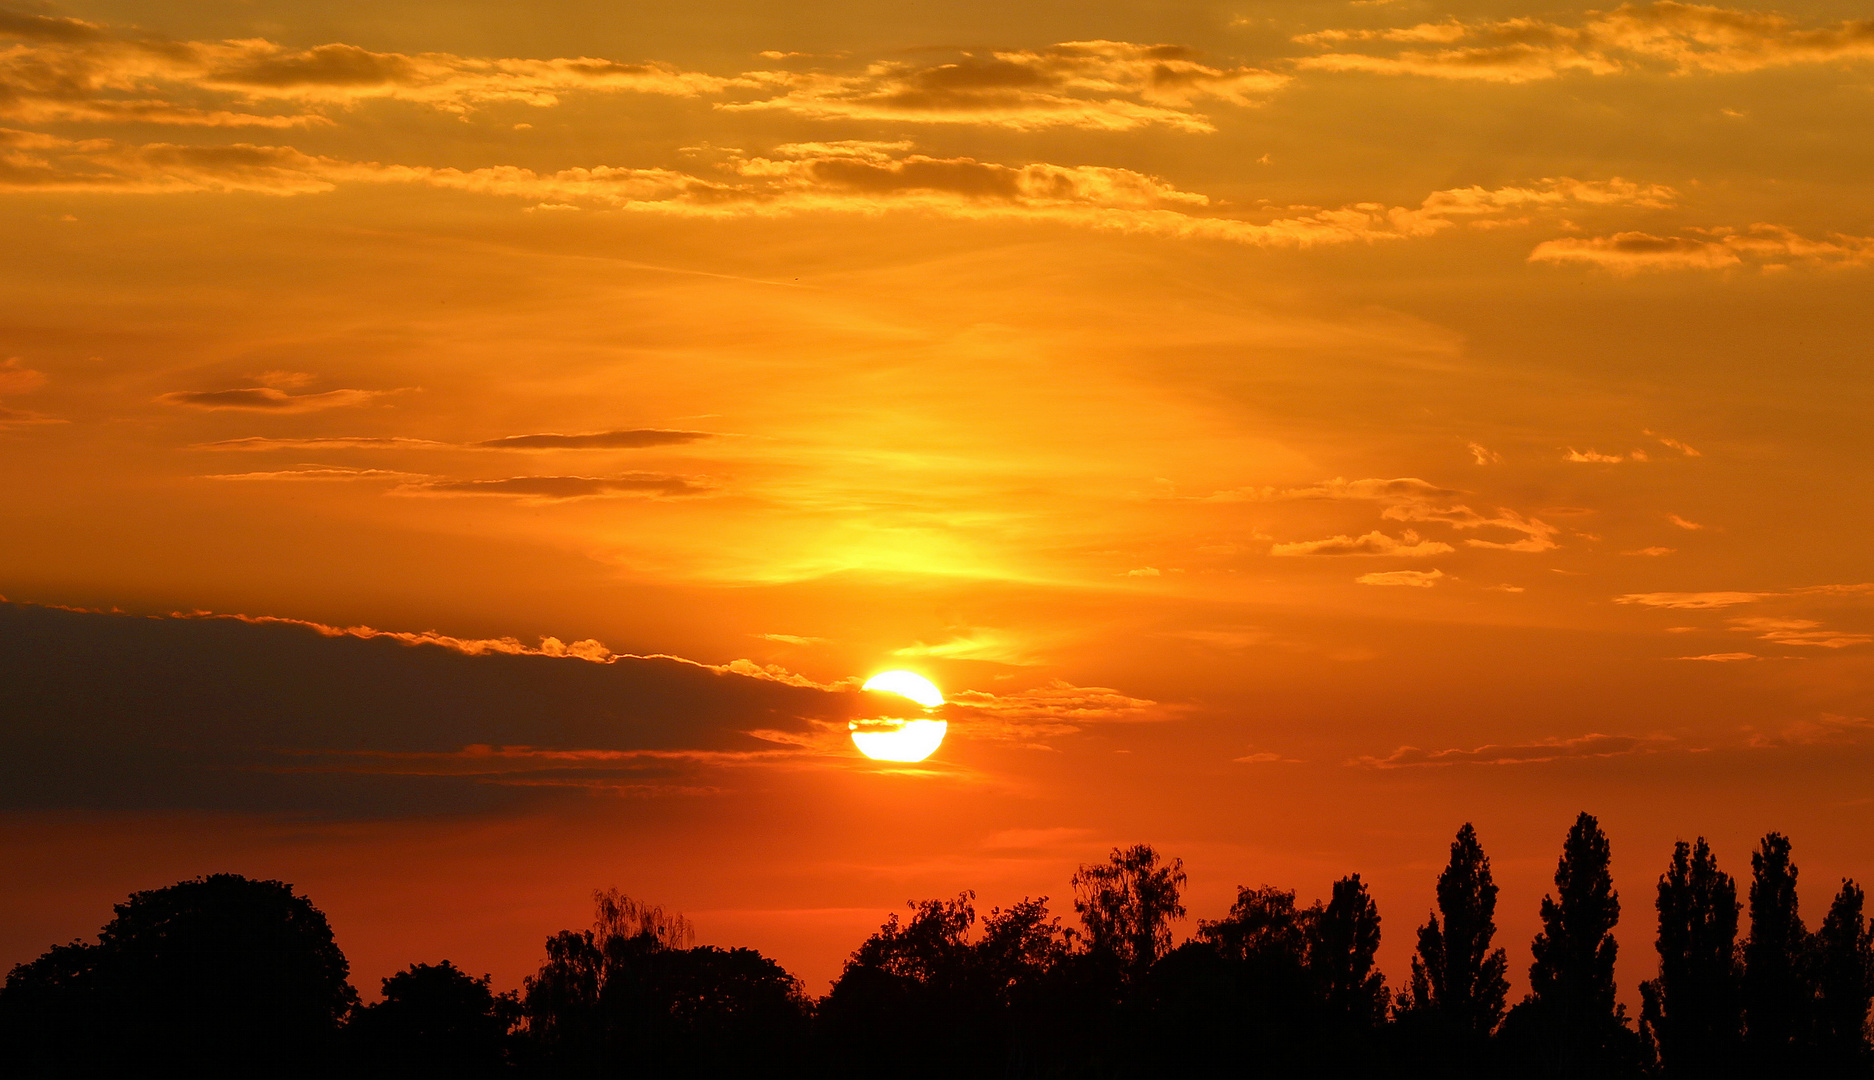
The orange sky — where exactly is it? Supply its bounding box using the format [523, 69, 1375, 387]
[3, 0, 1873, 1004]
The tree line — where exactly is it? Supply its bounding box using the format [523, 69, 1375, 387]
[4, 812, 1871, 1077]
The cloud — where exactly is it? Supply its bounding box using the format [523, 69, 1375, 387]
[1565, 447, 1645, 462]
[0, 601, 861, 816]
[192, 436, 455, 451]
[725, 40, 1289, 133]
[1623, 546, 1676, 556]
[757, 633, 827, 646]
[398, 473, 709, 500]
[159, 386, 389, 411]
[1233, 750, 1303, 764]
[473, 429, 716, 449]
[1668, 513, 1704, 530]
[1746, 713, 1874, 749]
[1730, 617, 1872, 649]
[0, 18, 756, 129]
[0, 356, 46, 394]
[1648, 431, 1703, 456]
[1467, 441, 1500, 465]
[1617, 584, 1874, 608]
[1355, 569, 1444, 587]
[1618, 590, 1767, 608]
[1530, 226, 1874, 273]
[1677, 652, 1758, 661]
[1354, 731, 1672, 768]
[943, 681, 1167, 743]
[203, 466, 425, 481]
[1271, 530, 1454, 556]
[0, 132, 1673, 257]
[1294, 2, 1874, 83]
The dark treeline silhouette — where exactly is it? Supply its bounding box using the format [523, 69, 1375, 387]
[6, 816, 1874, 1077]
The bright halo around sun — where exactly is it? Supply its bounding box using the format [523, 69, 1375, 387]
[852, 671, 947, 762]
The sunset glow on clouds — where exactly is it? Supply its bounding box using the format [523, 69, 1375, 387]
[3, 0, 1871, 1003]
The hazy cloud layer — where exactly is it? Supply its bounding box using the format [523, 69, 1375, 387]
[1355, 731, 1672, 767]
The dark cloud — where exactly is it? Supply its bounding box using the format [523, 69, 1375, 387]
[0, 602, 850, 817]
[473, 429, 716, 450]
[0, 9, 104, 42]
[206, 43, 423, 89]
[405, 473, 707, 499]
[159, 387, 385, 411]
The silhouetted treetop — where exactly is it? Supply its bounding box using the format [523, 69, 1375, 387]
[1640, 837, 1742, 1079]
[1404, 822, 1509, 1038]
[1073, 844, 1186, 984]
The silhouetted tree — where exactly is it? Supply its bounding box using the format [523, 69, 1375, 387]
[1744, 832, 1815, 1067]
[1501, 812, 1641, 1078]
[346, 960, 513, 1076]
[1813, 879, 1874, 1072]
[1400, 823, 1510, 1044]
[1639, 838, 1742, 1079]
[520, 889, 806, 1077]
[1072, 844, 1187, 986]
[818, 892, 1074, 1077]
[1309, 874, 1388, 1029]
[0, 874, 355, 1076]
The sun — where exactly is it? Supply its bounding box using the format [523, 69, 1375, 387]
[851, 671, 947, 762]
[861, 670, 944, 707]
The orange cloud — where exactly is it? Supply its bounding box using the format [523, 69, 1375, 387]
[1529, 226, 1874, 272]
[1270, 531, 1454, 556]
[1355, 569, 1444, 587]
[1295, 2, 1874, 83]
[159, 386, 390, 411]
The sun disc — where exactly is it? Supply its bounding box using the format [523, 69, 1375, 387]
[851, 719, 948, 763]
[861, 670, 944, 708]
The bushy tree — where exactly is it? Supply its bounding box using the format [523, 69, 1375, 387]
[520, 889, 805, 1076]
[1639, 838, 1742, 1078]
[1072, 844, 1187, 985]
[1309, 874, 1387, 1028]
[345, 960, 512, 1076]
[0, 874, 356, 1076]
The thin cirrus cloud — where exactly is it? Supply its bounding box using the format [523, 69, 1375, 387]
[1200, 477, 1560, 554]
[399, 474, 710, 500]
[1353, 731, 1674, 768]
[1270, 531, 1454, 556]
[158, 386, 390, 412]
[1616, 583, 1874, 608]
[191, 429, 718, 451]
[1293, 2, 1874, 83]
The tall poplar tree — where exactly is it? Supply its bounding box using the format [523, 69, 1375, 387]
[1813, 879, 1874, 1070]
[1517, 811, 1631, 1077]
[1406, 823, 1509, 1037]
[1639, 838, 1741, 1078]
[1743, 833, 1812, 1065]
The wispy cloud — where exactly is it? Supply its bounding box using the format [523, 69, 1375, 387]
[1355, 569, 1444, 587]
[1530, 226, 1874, 273]
[1271, 530, 1454, 556]
[1354, 731, 1673, 768]
[159, 386, 391, 411]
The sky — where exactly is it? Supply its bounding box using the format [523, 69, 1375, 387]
[2, 0, 1872, 1003]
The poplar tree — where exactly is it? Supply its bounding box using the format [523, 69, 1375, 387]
[1407, 823, 1510, 1036]
[1743, 833, 1812, 1065]
[1306, 874, 1387, 1027]
[1639, 838, 1741, 1078]
[1813, 879, 1874, 1070]
[1522, 811, 1628, 1076]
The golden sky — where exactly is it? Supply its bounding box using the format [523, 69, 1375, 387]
[3, 0, 1873, 1000]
